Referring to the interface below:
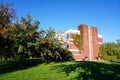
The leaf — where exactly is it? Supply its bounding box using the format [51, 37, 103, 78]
[18, 45, 23, 53]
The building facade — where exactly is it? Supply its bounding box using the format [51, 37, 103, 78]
[57, 24, 103, 61]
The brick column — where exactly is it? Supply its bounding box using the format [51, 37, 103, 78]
[78, 24, 89, 60]
[90, 27, 98, 60]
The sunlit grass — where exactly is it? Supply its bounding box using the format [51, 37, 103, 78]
[0, 60, 120, 80]
[0, 62, 67, 80]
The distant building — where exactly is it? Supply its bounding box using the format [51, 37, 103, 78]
[57, 24, 103, 61]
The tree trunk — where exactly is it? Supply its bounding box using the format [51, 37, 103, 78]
[19, 54, 23, 67]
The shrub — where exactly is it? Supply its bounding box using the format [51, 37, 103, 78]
[104, 56, 118, 62]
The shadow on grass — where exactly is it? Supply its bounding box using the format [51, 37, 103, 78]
[0, 58, 44, 75]
[52, 61, 120, 80]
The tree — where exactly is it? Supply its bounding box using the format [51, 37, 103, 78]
[98, 45, 106, 60]
[117, 39, 120, 47]
[0, 2, 16, 60]
[40, 27, 73, 61]
[0, 2, 73, 63]
[104, 42, 120, 61]
[105, 42, 120, 56]
[0, 2, 16, 27]
[42, 27, 61, 61]
[116, 39, 120, 59]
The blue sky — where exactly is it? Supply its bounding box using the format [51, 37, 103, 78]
[2, 0, 120, 42]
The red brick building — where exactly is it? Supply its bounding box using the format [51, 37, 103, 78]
[64, 24, 103, 61]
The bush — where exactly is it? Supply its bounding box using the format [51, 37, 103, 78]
[104, 56, 118, 62]
[59, 48, 74, 61]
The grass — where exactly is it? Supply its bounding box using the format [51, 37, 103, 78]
[0, 59, 120, 80]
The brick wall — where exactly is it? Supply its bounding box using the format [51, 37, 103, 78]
[90, 27, 98, 60]
[66, 24, 103, 61]
[79, 24, 89, 60]
[98, 37, 103, 46]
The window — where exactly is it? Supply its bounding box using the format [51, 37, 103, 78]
[66, 34, 69, 40]
[66, 44, 69, 49]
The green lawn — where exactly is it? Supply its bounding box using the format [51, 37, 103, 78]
[0, 59, 120, 80]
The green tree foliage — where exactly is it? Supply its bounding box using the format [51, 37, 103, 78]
[105, 42, 120, 56]
[0, 3, 15, 27]
[98, 45, 106, 60]
[116, 39, 120, 59]
[0, 2, 73, 62]
[72, 26, 83, 53]
[41, 27, 73, 61]
[117, 39, 120, 47]
[104, 42, 120, 61]
[0, 2, 16, 60]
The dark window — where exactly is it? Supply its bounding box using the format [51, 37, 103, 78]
[67, 44, 69, 49]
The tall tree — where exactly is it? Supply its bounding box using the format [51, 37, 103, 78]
[105, 42, 120, 56]
[104, 42, 120, 61]
[0, 2, 16, 60]
[0, 2, 73, 62]
[0, 2, 16, 28]
[117, 39, 120, 47]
